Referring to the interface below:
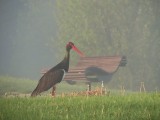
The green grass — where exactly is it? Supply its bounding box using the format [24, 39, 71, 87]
[0, 93, 160, 120]
[0, 76, 160, 120]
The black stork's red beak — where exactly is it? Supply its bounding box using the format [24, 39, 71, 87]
[72, 45, 85, 57]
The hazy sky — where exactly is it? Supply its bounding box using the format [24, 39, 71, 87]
[0, 0, 58, 79]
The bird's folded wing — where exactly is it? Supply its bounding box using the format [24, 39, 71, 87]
[33, 69, 65, 93]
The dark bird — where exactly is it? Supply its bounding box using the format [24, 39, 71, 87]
[85, 66, 113, 83]
[31, 42, 84, 97]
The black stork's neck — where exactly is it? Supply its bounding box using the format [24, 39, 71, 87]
[62, 50, 70, 72]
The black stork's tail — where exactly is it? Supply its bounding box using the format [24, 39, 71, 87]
[31, 89, 39, 97]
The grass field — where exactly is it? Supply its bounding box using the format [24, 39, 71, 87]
[0, 93, 160, 120]
[0, 76, 87, 96]
[0, 76, 37, 95]
[0, 76, 160, 120]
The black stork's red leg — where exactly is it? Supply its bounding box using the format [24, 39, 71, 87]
[51, 86, 56, 97]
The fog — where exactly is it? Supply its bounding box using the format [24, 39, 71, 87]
[0, 0, 160, 90]
[0, 0, 58, 79]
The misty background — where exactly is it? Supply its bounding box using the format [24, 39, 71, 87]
[0, 0, 58, 79]
[0, 0, 160, 91]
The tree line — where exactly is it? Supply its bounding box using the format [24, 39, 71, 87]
[55, 0, 160, 91]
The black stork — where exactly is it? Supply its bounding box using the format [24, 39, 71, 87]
[31, 42, 84, 97]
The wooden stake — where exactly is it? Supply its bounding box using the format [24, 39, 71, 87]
[101, 81, 104, 95]
[140, 82, 146, 93]
[88, 82, 91, 91]
[120, 85, 125, 96]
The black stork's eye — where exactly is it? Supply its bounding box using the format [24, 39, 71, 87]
[66, 42, 74, 49]
[68, 42, 74, 47]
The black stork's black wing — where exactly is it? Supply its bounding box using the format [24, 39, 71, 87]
[31, 69, 65, 97]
